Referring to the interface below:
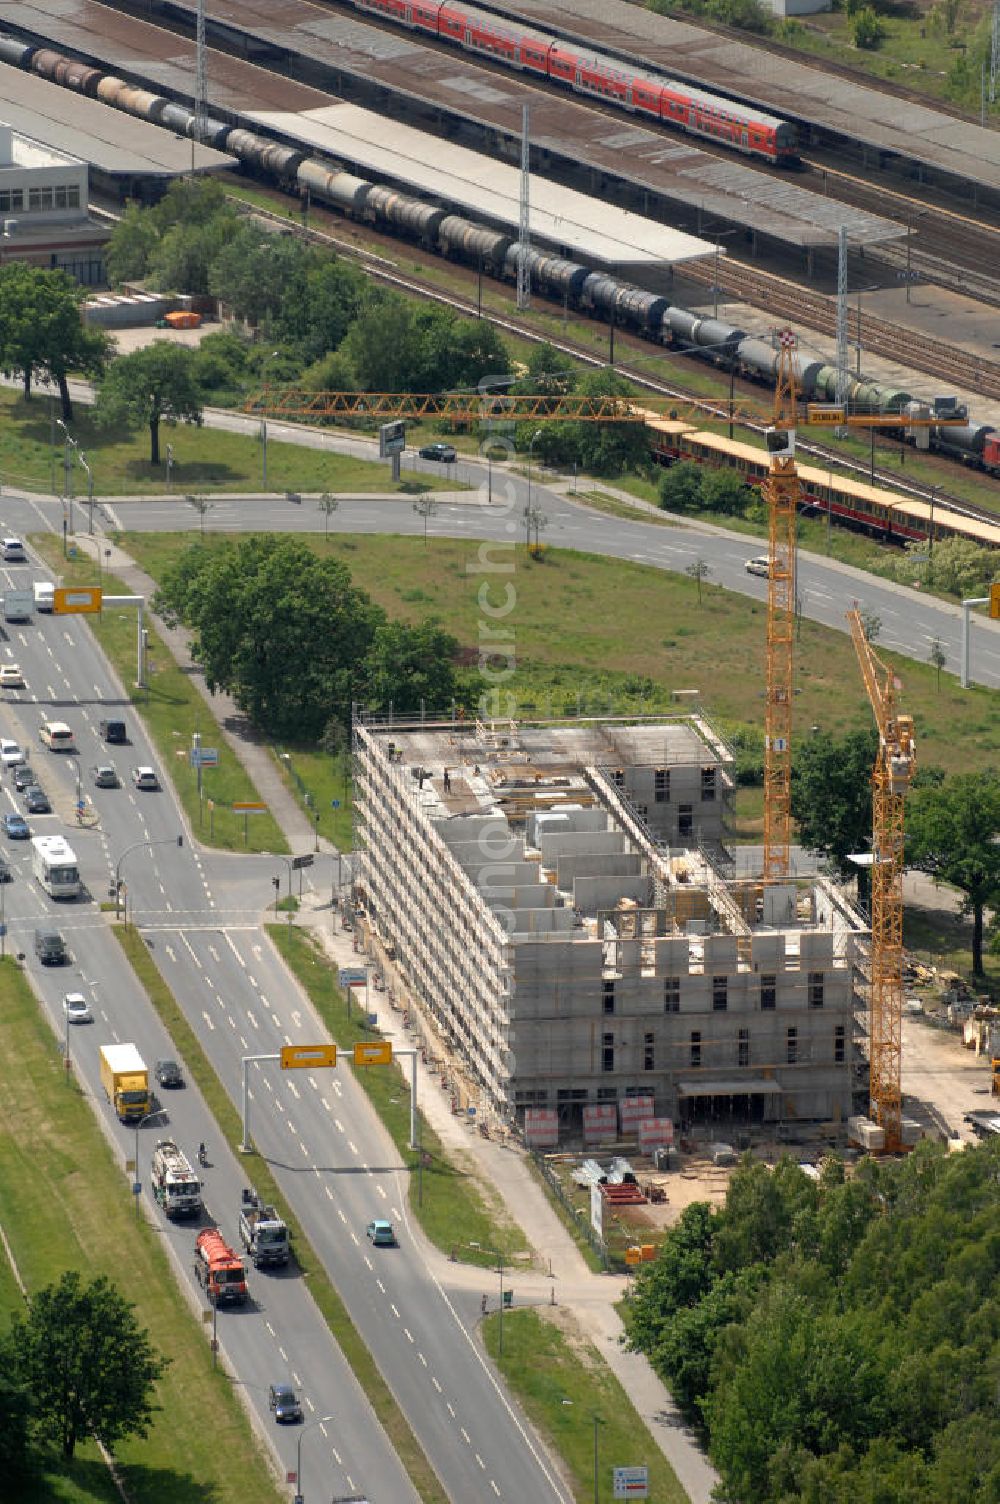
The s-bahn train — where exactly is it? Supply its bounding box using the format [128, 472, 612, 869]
[647, 419, 1000, 550]
[346, 0, 798, 163]
[3, 31, 998, 484]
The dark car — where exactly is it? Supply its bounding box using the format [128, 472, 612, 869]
[12, 763, 35, 791]
[23, 785, 50, 814]
[99, 719, 128, 744]
[419, 442, 457, 463]
[268, 1383, 303, 1424]
[154, 1058, 184, 1089]
[4, 812, 29, 839]
[34, 926, 67, 964]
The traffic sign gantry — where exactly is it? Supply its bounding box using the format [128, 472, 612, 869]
[354, 1041, 392, 1067]
[53, 585, 102, 614]
[280, 1044, 337, 1069]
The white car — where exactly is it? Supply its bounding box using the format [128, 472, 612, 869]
[1, 537, 26, 562]
[131, 766, 159, 791]
[0, 738, 25, 769]
[62, 992, 92, 1024]
[745, 555, 772, 578]
[0, 664, 24, 688]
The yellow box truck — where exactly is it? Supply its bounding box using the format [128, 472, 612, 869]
[99, 1043, 150, 1123]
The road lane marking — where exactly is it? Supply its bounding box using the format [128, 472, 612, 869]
[432, 1376, 441, 1393]
[348, 1140, 358, 1156]
[461, 1428, 471, 1445]
[201, 1012, 214, 1031]
[287, 1081, 300, 1099]
[404, 1328, 414, 1344]
[391, 1304, 400, 1319]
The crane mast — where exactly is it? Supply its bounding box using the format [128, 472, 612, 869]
[762, 330, 800, 882]
[848, 607, 915, 1153]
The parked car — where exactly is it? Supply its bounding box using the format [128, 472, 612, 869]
[0, 664, 24, 688]
[23, 785, 50, 814]
[12, 762, 35, 791]
[93, 764, 119, 788]
[745, 555, 772, 578]
[366, 1219, 396, 1247]
[0, 738, 25, 770]
[268, 1384, 303, 1424]
[62, 992, 92, 1024]
[131, 766, 159, 791]
[419, 442, 457, 463]
[3, 812, 29, 839]
[154, 1058, 184, 1088]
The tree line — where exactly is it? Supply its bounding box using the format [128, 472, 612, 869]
[626, 1140, 1000, 1503]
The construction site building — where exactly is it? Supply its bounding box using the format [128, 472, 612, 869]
[354, 717, 867, 1140]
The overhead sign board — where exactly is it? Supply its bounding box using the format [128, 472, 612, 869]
[280, 1044, 337, 1069]
[53, 586, 102, 614]
[613, 1466, 649, 1498]
[354, 1041, 392, 1067]
[806, 405, 845, 425]
[339, 968, 368, 987]
[379, 419, 406, 458]
[232, 800, 267, 812]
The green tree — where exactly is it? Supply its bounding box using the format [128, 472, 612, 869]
[906, 771, 1000, 975]
[928, 636, 946, 690]
[360, 618, 478, 717]
[95, 342, 203, 464]
[104, 199, 160, 285]
[148, 216, 234, 297]
[658, 460, 703, 513]
[700, 467, 751, 516]
[273, 253, 366, 363]
[567, 369, 648, 476]
[790, 727, 879, 884]
[0, 264, 111, 417]
[851, 6, 885, 46]
[6, 1271, 166, 1461]
[685, 557, 711, 604]
[208, 224, 309, 330]
[156, 535, 383, 739]
[0, 1355, 31, 1480]
[340, 289, 424, 392]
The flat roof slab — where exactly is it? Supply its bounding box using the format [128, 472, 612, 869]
[0, 60, 234, 175]
[253, 102, 713, 266]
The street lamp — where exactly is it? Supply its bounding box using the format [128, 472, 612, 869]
[854, 285, 880, 376]
[470, 1241, 506, 1356]
[592, 1414, 605, 1504]
[294, 1413, 334, 1504]
[260, 350, 281, 491]
[69, 760, 82, 823]
[114, 835, 184, 925]
[55, 418, 75, 538]
[134, 1107, 168, 1220]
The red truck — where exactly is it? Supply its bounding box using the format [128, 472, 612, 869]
[194, 1227, 248, 1306]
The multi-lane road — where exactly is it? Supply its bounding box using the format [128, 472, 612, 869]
[3, 427, 997, 1504]
[0, 516, 573, 1501]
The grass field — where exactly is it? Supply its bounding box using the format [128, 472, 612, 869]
[123, 531, 1000, 780]
[0, 389, 447, 498]
[0, 957, 284, 1504]
[31, 538, 289, 854]
[483, 1308, 689, 1504]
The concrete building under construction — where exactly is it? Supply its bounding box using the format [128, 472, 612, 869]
[354, 716, 867, 1140]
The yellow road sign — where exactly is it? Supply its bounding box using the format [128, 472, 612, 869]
[280, 1043, 337, 1069]
[353, 1041, 392, 1067]
[53, 586, 102, 614]
[991, 581, 1000, 620]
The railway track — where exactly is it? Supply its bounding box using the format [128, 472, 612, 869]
[238, 194, 999, 526]
[683, 258, 1000, 399]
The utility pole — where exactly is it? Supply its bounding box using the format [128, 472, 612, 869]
[517, 104, 530, 311]
[193, 0, 207, 173]
[835, 226, 849, 414]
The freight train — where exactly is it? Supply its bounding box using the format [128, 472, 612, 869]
[3, 30, 999, 481]
[346, 0, 798, 163]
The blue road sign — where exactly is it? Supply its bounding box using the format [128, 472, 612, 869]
[339, 968, 368, 987]
[331, 799, 341, 809]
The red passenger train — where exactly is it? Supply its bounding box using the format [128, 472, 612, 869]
[349, 0, 798, 162]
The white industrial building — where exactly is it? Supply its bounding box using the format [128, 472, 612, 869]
[355, 717, 868, 1143]
[0, 119, 106, 283]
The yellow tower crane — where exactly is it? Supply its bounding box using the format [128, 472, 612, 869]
[847, 605, 916, 1154]
[761, 330, 800, 882]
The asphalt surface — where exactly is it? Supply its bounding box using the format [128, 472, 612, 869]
[0, 520, 573, 1500]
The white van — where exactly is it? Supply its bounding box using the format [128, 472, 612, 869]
[33, 581, 54, 612]
[39, 720, 75, 752]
